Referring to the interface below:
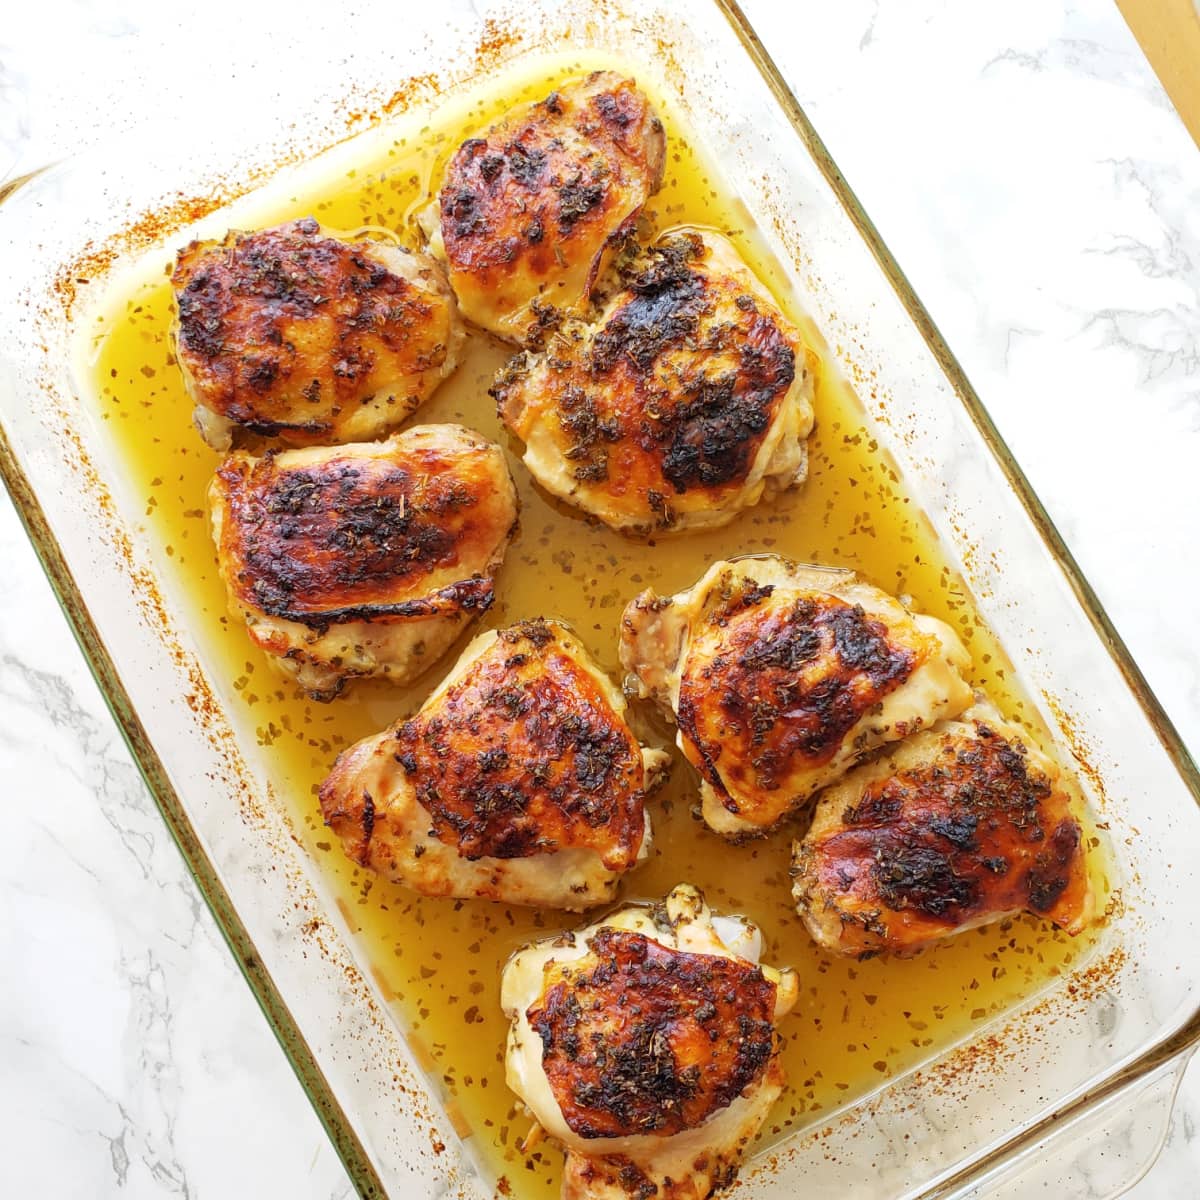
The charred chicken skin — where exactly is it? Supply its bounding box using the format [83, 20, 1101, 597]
[318, 619, 669, 909]
[173, 218, 464, 449]
[792, 705, 1095, 957]
[493, 229, 816, 534]
[208, 424, 517, 700]
[620, 556, 974, 838]
[502, 884, 799, 1199]
[423, 71, 665, 343]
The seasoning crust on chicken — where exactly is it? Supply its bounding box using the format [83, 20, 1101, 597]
[318, 619, 669, 909]
[424, 72, 665, 343]
[621, 556, 974, 838]
[493, 229, 816, 534]
[792, 705, 1096, 957]
[502, 884, 799, 1199]
[173, 218, 464, 449]
[208, 424, 517, 700]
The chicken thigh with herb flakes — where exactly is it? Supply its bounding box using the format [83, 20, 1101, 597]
[493, 229, 817, 534]
[792, 705, 1095, 958]
[423, 71, 665, 343]
[173, 218, 464, 449]
[502, 883, 799, 1200]
[209, 424, 516, 700]
[319, 619, 669, 909]
[621, 556, 974, 838]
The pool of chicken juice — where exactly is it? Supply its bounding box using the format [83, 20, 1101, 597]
[79, 53, 1112, 1200]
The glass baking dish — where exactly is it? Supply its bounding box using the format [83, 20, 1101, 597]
[1, 1, 1197, 1197]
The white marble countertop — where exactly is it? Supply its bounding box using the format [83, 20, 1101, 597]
[1, 0, 1197, 1196]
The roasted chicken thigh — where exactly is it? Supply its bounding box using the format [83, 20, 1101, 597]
[173, 218, 464, 448]
[493, 229, 816, 534]
[621, 557, 973, 837]
[209, 424, 517, 699]
[792, 705, 1096, 957]
[424, 71, 665, 343]
[319, 619, 668, 909]
[502, 884, 799, 1200]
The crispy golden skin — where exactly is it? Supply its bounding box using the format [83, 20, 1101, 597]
[318, 620, 669, 909]
[621, 557, 974, 837]
[173, 218, 464, 448]
[792, 707, 1096, 958]
[208, 424, 517, 699]
[396, 621, 649, 869]
[426, 72, 665, 342]
[502, 885, 799, 1200]
[530, 928, 778, 1140]
[494, 230, 816, 534]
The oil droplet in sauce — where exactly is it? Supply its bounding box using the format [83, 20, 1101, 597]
[78, 52, 1111, 1200]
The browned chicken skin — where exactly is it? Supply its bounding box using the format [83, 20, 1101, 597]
[173, 218, 464, 448]
[424, 71, 665, 343]
[318, 619, 669, 909]
[621, 557, 974, 838]
[502, 885, 799, 1200]
[792, 706, 1095, 957]
[530, 928, 778, 1140]
[208, 424, 517, 699]
[493, 229, 816, 534]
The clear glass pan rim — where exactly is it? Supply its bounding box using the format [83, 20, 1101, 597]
[1, 2, 1198, 1197]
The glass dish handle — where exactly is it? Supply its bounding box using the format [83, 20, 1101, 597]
[960, 1053, 1193, 1199]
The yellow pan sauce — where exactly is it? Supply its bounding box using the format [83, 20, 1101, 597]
[81, 53, 1110, 1199]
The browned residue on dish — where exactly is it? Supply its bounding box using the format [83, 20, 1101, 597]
[751, 940, 1127, 1184]
[1039, 689, 1111, 816]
